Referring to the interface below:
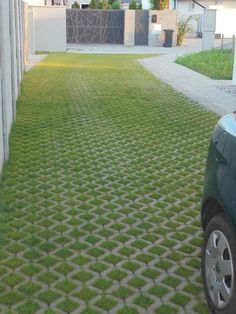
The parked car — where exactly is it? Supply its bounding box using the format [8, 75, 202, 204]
[201, 112, 236, 314]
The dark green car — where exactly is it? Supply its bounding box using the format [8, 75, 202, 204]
[201, 112, 236, 314]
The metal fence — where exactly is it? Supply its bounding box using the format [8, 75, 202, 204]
[218, 35, 236, 53]
[66, 9, 125, 44]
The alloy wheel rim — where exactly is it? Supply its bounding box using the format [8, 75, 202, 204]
[205, 230, 234, 309]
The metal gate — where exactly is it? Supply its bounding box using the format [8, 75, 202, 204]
[135, 10, 149, 46]
[66, 9, 124, 44]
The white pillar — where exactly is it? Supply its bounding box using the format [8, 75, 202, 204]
[0, 66, 4, 172]
[202, 9, 216, 51]
[124, 10, 135, 47]
[0, 0, 13, 160]
[233, 39, 236, 85]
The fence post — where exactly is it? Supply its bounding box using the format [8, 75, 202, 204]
[232, 35, 235, 54]
[202, 9, 216, 51]
[221, 34, 224, 51]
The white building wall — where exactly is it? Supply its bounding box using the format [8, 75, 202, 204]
[26, 0, 45, 5]
[177, 0, 236, 36]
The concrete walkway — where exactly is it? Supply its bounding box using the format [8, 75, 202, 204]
[68, 38, 236, 116]
[139, 52, 236, 117]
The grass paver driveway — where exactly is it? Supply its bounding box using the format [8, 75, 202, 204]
[0, 54, 217, 314]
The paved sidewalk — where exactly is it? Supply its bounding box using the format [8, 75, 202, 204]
[139, 52, 236, 117]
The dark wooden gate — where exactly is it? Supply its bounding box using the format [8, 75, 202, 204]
[66, 9, 125, 44]
[134, 10, 149, 46]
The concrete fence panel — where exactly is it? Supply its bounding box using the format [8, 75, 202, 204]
[33, 6, 66, 52]
[0, 67, 4, 170]
[0, 0, 26, 173]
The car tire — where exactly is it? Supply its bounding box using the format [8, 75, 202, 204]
[202, 213, 236, 314]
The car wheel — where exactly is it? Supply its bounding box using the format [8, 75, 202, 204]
[202, 213, 236, 314]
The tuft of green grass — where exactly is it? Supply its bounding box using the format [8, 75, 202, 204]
[1, 291, 23, 307]
[57, 298, 79, 313]
[73, 270, 93, 283]
[149, 284, 169, 298]
[108, 269, 127, 281]
[2, 273, 24, 287]
[128, 277, 146, 289]
[133, 294, 154, 308]
[17, 300, 40, 314]
[37, 272, 58, 285]
[176, 49, 234, 79]
[38, 289, 60, 305]
[56, 279, 77, 293]
[75, 288, 97, 301]
[19, 282, 41, 296]
[89, 262, 107, 273]
[95, 296, 117, 311]
[113, 286, 134, 300]
[92, 278, 112, 291]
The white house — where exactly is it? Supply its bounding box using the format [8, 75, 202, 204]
[67, 0, 90, 8]
[25, 0, 67, 6]
[175, 0, 236, 37]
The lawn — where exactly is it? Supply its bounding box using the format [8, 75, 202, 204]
[0, 53, 217, 314]
[176, 49, 234, 80]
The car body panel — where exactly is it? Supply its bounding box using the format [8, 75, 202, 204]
[202, 113, 236, 228]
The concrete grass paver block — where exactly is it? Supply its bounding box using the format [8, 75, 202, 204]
[0, 53, 217, 313]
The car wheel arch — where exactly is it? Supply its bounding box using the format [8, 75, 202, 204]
[201, 196, 226, 231]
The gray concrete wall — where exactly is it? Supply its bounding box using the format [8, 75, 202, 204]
[0, 0, 26, 173]
[148, 10, 177, 47]
[33, 6, 66, 52]
[233, 40, 236, 85]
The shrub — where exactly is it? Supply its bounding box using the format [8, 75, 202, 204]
[149, 0, 160, 9]
[129, 0, 137, 9]
[89, 0, 97, 8]
[72, 1, 80, 8]
[137, 3, 142, 9]
[110, 0, 121, 9]
[102, 0, 109, 8]
[177, 16, 194, 46]
[161, 0, 167, 9]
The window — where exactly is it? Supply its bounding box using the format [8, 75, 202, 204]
[191, 1, 195, 11]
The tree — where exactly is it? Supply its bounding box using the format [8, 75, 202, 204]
[129, 0, 137, 9]
[102, 0, 109, 9]
[89, 0, 98, 8]
[90, 0, 109, 9]
[137, 3, 142, 9]
[161, 0, 167, 9]
[110, 0, 121, 9]
[72, 1, 80, 8]
[149, 0, 160, 9]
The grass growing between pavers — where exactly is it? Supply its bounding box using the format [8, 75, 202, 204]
[176, 48, 234, 80]
[0, 53, 217, 313]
